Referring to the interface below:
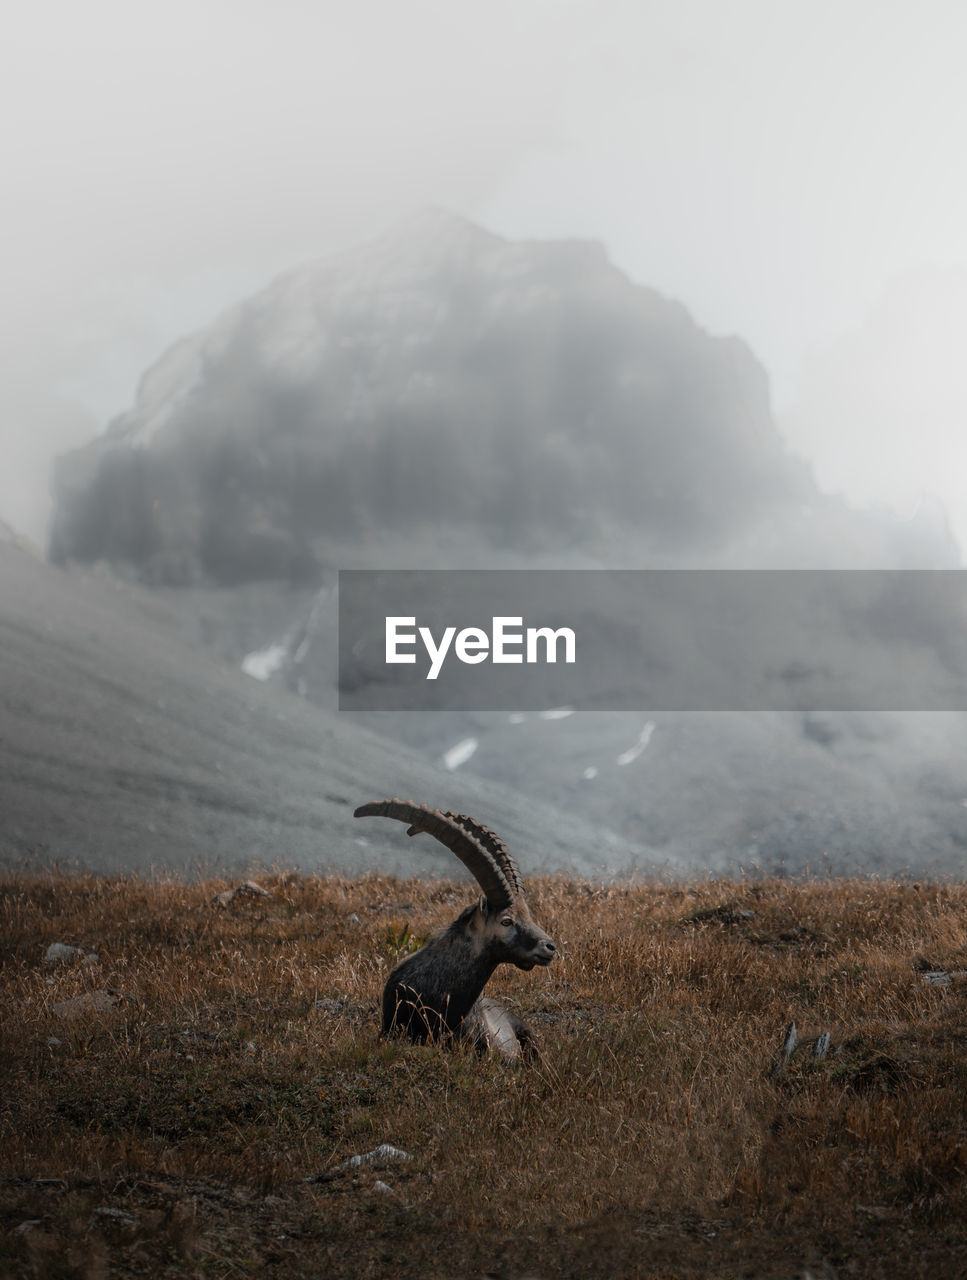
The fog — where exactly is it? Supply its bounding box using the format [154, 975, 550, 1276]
[4, 2, 967, 547]
[48, 213, 819, 579]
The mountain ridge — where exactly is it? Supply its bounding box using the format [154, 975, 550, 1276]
[49, 210, 814, 583]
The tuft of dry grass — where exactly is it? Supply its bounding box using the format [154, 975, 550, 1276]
[2, 871, 967, 1278]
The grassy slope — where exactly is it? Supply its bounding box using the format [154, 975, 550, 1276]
[2, 872, 967, 1279]
[0, 542, 626, 879]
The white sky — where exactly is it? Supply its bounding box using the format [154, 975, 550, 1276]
[3, 0, 967, 550]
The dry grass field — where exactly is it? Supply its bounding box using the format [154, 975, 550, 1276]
[2, 870, 967, 1278]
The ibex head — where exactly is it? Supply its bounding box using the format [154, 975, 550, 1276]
[469, 895, 556, 971]
[355, 797, 556, 967]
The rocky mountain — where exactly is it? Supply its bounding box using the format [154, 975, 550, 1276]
[49, 209, 826, 584]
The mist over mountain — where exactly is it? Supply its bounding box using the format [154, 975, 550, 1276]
[31, 212, 967, 878]
[50, 210, 829, 583]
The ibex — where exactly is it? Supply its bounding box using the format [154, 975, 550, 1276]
[354, 799, 556, 1059]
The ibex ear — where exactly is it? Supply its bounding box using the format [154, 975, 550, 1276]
[479, 894, 489, 915]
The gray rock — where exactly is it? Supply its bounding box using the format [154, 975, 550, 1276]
[51, 989, 128, 1019]
[213, 880, 271, 907]
[45, 942, 97, 966]
[334, 1144, 413, 1173]
[91, 1206, 138, 1228]
[303, 1144, 414, 1184]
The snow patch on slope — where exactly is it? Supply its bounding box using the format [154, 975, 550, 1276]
[616, 721, 656, 766]
[442, 737, 479, 771]
[241, 642, 288, 682]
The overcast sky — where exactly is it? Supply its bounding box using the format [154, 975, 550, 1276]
[4, 0, 967, 551]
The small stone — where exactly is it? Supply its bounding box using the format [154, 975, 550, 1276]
[52, 990, 127, 1019]
[773, 1021, 798, 1076]
[212, 879, 271, 908]
[92, 1206, 138, 1228]
[303, 1144, 414, 1184]
[334, 1144, 413, 1172]
[45, 942, 99, 967]
[15, 1220, 42, 1236]
[923, 971, 952, 986]
[47, 1036, 62, 1049]
[313, 997, 347, 1017]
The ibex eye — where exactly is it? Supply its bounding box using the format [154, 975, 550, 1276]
[501, 917, 513, 927]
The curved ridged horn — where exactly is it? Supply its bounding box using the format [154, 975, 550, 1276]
[354, 798, 516, 910]
[441, 810, 525, 901]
